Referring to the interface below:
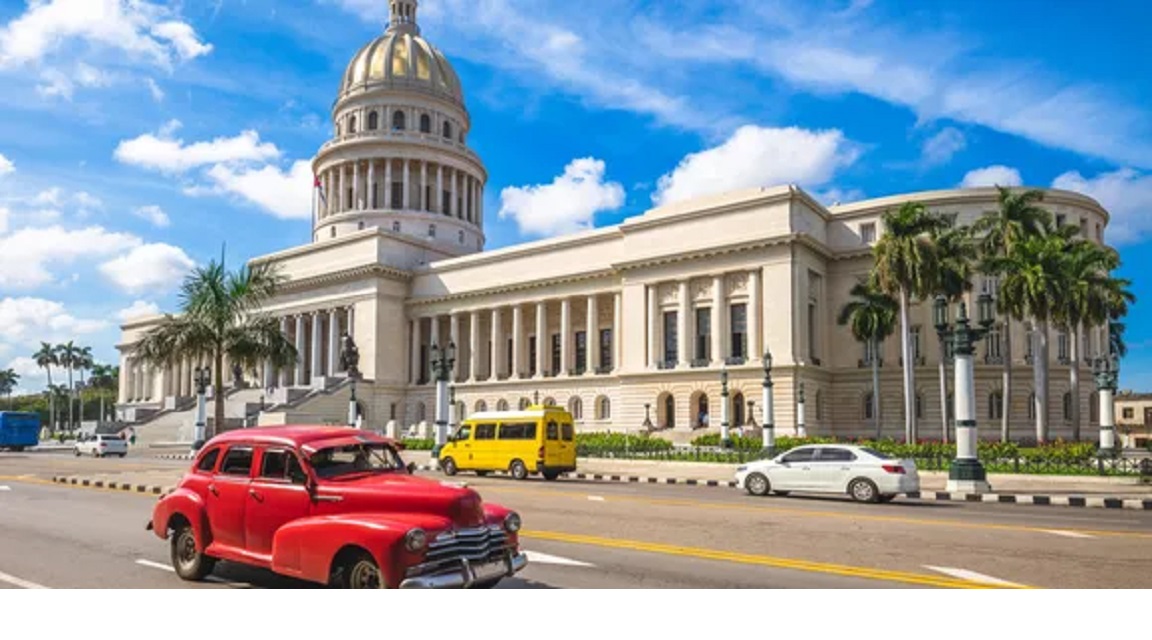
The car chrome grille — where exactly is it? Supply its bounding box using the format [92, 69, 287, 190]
[405, 526, 510, 578]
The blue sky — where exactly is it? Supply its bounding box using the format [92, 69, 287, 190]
[1, 0, 1150, 393]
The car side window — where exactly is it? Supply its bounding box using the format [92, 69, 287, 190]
[452, 425, 472, 441]
[561, 423, 573, 441]
[546, 421, 559, 440]
[474, 423, 496, 440]
[196, 447, 221, 473]
[817, 448, 857, 462]
[781, 448, 815, 463]
[219, 446, 254, 476]
[259, 449, 288, 479]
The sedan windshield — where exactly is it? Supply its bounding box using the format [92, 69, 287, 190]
[310, 443, 405, 479]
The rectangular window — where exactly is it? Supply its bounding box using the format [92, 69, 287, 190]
[259, 450, 289, 479]
[911, 326, 921, 361]
[808, 302, 818, 361]
[1056, 213, 1066, 228]
[391, 181, 403, 209]
[982, 276, 1000, 296]
[986, 325, 1003, 358]
[561, 423, 574, 441]
[546, 421, 559, 440]
[729, 303, 747, 358]
[550, 333, 561, 374]
[1080, 217, 1088, 237]
[419, 344, 428, 383]
[663, 311, 678, 364]
[1123, 408, 1134, 419]
[506, 338, 513, 377]
[474, 423, 497, 440]
[442, 190, 451, 214]
[219, 446, 253, 476]
[860, 222, 876, 243]
[528, 337, 537, 375]
[695, 307, 711, 361]
[575, 331, 586, 371]
[497, 422, 537, 440]
[1058, 332, 1069, 360]
[599, 328, 613, 370]
[1096, 223, 1102, 241]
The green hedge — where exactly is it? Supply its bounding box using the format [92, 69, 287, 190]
[400, 437, 435, 451]
[575, 432, 674, 456]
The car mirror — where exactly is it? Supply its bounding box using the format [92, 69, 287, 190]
[406, 462, 416, 475]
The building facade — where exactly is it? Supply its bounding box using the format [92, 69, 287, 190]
[116, 1, 1114, 443]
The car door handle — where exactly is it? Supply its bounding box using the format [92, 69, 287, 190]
[208, 484, 218, 496]
[840, 466, 851, 471]
[249, 489, 263, 502]
[314, 494, 343, 503]
[801, 466, 811, 471]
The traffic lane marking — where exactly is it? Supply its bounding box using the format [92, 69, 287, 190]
[0, 569, 50, 589]
[523, 551, 595, 567]
[478, 483, 1152, 541]
[521, 530, 1030, 589]
[924, 566, 1026, 587]
[1043, 529, 1096, 539]
[135, 559, 253, 588]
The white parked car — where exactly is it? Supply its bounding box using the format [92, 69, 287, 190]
[74, 434, 128, 458]
[734, 444, 919, 503]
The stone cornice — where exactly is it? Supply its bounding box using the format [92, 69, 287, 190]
[829, 186, 1111, 225]
[421, 225, 623, 274]
[611, 233, 797, 272]
[277, 263, 412, 293]
[409, 269, 619, 307]
[249, 227, 441, 266]
[621, 186, 800, 232]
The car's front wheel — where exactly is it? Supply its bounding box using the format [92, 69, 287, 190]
[849, 478, 880, 503]
[334, 551, 385, 589]
[744, 472, 771, 496]
[171, 522, 215, 581]
[441, 457, 457, 476]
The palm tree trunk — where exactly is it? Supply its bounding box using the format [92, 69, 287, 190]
[1035, 320, 1051, 443]
[938, 341, 949, 444]
[100, 395, 106, 424]
[44, 367, 55, 435]
[899, 288, 916, 443]
[78, 371, 86, 426]
[871, 339, 882, 439]
[1001, 320, 1012, 443]
[67, 367, 74, 432]
[1071, 323, 1081, 441]
[214, 351, 226, 440]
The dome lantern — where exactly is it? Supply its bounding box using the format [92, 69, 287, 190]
[388, 0, 420, 35]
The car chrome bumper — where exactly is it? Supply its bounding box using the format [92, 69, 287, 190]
[399, 551, 528, 589]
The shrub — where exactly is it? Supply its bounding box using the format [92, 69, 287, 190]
[400, 437, 435, 451]
[576, 432, 674, 455]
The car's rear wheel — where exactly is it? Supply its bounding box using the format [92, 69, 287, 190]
[849, 478, 880, 503]
[745, 472, 771, 496]
[509, 459, 528, 480]
[171, 523, 215, 581]
[441, 457, 457, 476]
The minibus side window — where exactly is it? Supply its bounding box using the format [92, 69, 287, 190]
[498, 422, 536, 440]
[561, 423, 574, 441]
[452, 424, 472, 441]
[546, 421, 559, 440]
[474, 423, 497, 440]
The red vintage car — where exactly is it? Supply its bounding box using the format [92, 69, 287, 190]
[147, 425, 527, 588]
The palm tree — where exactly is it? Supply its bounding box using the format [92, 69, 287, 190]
[132, 259, 298, 442]
[1108, 317, 1128, 358]
[74, 345, 93, 424]
[55, 341, 79, 431]
[88, 363, 120, 422]
[871, 201, 947, 442]
[47, 384, 69, 433]
[33, 342, 58, 432]
[0, 369, 18, 408]
[929, 221, 977, 443]
[837, 280, 898, 438]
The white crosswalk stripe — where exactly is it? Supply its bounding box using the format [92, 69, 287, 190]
[924, 565, 1024, 587]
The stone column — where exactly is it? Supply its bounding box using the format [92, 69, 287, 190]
[367, 160, 375, 209]
[336, 164, 344, 213]
[402, 159, 410, 210]
[118, 355, 129, 403]
[449, 313, 460, 381]
[647, 285, 658, 368]
[323, 171, 332, 217]
[749, 269, 761, 360]
[512, 305, 523, 378]
[712, 275, 724, 365]
[474, 178, 481, 225]
[311, 311, 323, 383]
[328, 308, 341, 375]
[560, 298, 571, 375]
[491, 307, 502, 380]
[384, 159, 393, 210]
[420, 161, 428, 212]
[294, 315, 306, 385]
[353, 161, 360, 210]
[451, 168, 459, 219]
[614, 291, 622, 371]
[469, 310, 480, 382]
[437, 164, 444, 214]
[278, 317, 289, 387]
[535, 301, 546, 377]
[410, 317, 422, 384]
[678, 281, 689, 367]
[587, 294, 599, 374]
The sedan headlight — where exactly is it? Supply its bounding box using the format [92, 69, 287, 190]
[404, 528, 427, 552]
[503, 512, 522, 533]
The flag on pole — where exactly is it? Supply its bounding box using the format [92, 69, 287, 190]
[314, 174, 327, 206]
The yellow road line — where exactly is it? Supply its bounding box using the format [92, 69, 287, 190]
[481, 483, 1152, 541]
[521, 530, 1030, 589]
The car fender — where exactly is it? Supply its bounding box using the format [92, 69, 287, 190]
[481, 503, 520, 548]
[271, 512, 454, 586]
[150, 487, 210, 548]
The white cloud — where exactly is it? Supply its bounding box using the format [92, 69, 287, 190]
[146, 77, 164, 102]
[0, 207, 8, 234]
[117, 300, 160, 322]
[34, 187, 61, 206]
[0, 225, 139, 290]
[0, 296, 108, 344]
[922, 127, 966, 166]
[200, 159, 314, 220]
[0, 152, 13, 176]
[74, 191, 103, 210]
[132, 204, 170, 227]
[960, 165, 1023, 188]
[99, 243, 196, 294]
[498, 158, 625, 237]
[0, 0, 211, 71]
[114, 124, 280, 173]
[652, 125, 860, 206]
[1052, 168, 1152, 246]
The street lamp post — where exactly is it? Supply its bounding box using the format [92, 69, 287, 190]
[796, 382, 807, 438]
[934, 293, 996, 493]
[720, 366, 732, 448]
[448, 383, 457, 435]
[1092, 349, 1120, 458]
[430, 341, 456, 447]
[642, 403, 653, 431]
[761, 348, 775, 456]
[192, 365, 211, 451]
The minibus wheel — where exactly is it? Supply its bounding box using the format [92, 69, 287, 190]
[509, 459, 528, 480]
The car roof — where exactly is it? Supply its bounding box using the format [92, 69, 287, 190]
[466, 406, 571, 421]
[205, 425, 397, 449]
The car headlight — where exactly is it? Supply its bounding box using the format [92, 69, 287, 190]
[404, 528, 427, 552]
[503, 512, 522, 533]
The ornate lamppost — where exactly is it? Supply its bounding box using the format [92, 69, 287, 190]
[1092, 348, 1120, 458]
[192, 365, 211, 450]
[761, 348, 776, 456]
[934, 292, 996, 493]
[796, 382, 807, 438]
[642, 403, 653, 431]
[430, 341, 456, 446]
[448, 383, 457, 434]
[720, 366, 732, 448]
[341, 331, 361, 428]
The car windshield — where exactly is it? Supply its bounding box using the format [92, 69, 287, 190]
[860, 447, 894, 459]
[309, 443, 405, 479]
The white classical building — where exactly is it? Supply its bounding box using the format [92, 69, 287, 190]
[116, 0, 1114, 444]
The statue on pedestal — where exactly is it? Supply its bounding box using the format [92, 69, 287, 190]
[340, 331, 361, 378]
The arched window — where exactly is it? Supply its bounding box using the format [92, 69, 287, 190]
[1027, 392, 1037, 421]
[368, 111, 379, 130]
[415, 402, 426, 422]
[596, 396, 611, 420]
[695, 393, 709, 428]
[392, 220, 400, 232]
[543, 396, 556, 407]
[518, 397, 530, 410]
[664, 394, 676, 429]
[474, 400, 487, 413]
[568, 397, 583, 420]
[392, 110, 406, 130]
[863, 392, 874, 420]
[815, 391, 823, 421]
[733, 392, 745, 426]
[443, 121, 452, 138]
[1062, 391, 1073, 422]
[496, 399, 509, 412]
[348, 115, 357, 133]
[988, 391, 1004, 420]
[419, 113, 431, 133]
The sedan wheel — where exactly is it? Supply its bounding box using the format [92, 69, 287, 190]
[170, 523, 215, 581]
[849, 478, 880, 503]
[745, 472, 771, 497]
[336, 552, 385, 589]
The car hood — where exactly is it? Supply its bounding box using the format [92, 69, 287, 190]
[315, 473, 488, 529]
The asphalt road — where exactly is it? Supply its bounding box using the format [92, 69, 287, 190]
[2, 452, 1150, 588]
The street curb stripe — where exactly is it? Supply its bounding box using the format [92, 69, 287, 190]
[51, 476, 171, 497]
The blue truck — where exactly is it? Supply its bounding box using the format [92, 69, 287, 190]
[0, 411, 41, 452]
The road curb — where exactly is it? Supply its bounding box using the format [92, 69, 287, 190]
[156, 454, 192, 460]
[51, 475, 172, 496]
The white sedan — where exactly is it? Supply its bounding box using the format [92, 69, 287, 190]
[74, 434, 129, 458]
[734, 444, 919, 503]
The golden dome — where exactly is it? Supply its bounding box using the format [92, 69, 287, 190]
[338, 1, 463, 104]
